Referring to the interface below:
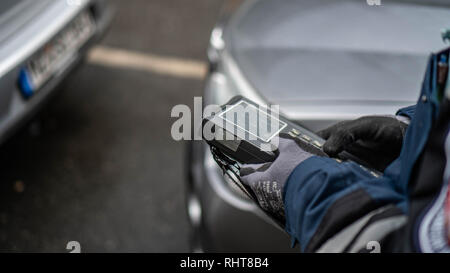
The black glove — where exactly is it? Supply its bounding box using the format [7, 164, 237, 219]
[317, 116, 408, 172]
[239, 136, 313, 222]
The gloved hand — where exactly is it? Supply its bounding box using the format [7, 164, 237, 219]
[317, 116, 409, 171]
[239, 135, 313, 222]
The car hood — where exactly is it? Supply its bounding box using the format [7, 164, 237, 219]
[224, 0, 450, 127]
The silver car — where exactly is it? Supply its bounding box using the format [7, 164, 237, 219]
[0, 0, 113, 144]
[187, 0, 450, 252]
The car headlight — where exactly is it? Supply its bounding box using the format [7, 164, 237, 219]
[205, 27, 266, 106]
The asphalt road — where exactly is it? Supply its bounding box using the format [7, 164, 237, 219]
[0, 0, 223, 252]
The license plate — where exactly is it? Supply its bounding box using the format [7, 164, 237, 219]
[19, 11, 95, 98]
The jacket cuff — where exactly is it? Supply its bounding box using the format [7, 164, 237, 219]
[396, 105, 416, 120]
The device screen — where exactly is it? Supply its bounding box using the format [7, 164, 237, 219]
[219, 100, 287, 142]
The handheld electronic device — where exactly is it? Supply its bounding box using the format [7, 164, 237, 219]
[202, 96, 331, 164]
[203, 96, 380, 172]
[204, 96, 377, 162]
[202, 96, 381, 228]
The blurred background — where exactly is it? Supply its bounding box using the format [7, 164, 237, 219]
[1, 0, 450, 253]
[0, 0, 223, 252]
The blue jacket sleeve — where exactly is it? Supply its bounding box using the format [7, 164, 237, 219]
[283, 156, 406, 252]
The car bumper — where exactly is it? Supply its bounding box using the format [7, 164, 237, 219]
[0, 0, 113, 144]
